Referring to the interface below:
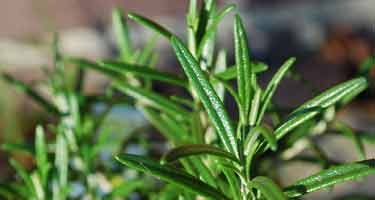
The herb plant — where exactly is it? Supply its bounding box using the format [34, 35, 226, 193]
[93, 1, 374, 199]
[1, 0, 375, 199]
[0, 34, 159, 199]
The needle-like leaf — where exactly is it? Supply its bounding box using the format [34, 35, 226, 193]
[114, 81, 190, 119]
[256, 57, 296, 125]
[234, 14, 252, 122]
[249, 176, 287, 200]
[334, 122, 366, 160]
[115, 154, 229, 200]
[245, 126, 277, 153]
[112, 7, 133, 61]
[197, 4, 236, 55]
[1, 73, 61, 116]
[9, 159, 36, 197]
[249, 87, 261, 126]
[171, 36, 238, 156]
[275, 77, 367, 140]
[284, 159, 375, 198]
[98, 60, 188, 88]
[68, 58, 188, 88]
[35, 126, 49, 186]
[161, 144, 239, 164]
[214, 62, 268, 80]
[66, 57, 121, 78]
[128, 12, 173, 39]
[1, 143, 33, 155]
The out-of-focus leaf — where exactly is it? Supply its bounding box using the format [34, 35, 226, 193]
[334, 122, 366, 160]
[35, 125, 49, 186]
[141, 107, 182, 143]
[99, 60, 188, 88]
[128, 12, 173, 39]
[1, 143, 33, 155]
[109, 179, 144, 198]
[114, 81, 190, 119]
[249, 176, 287, 200]
[358, 55, 375, 77]
[9, 159, 35, 197]
[115, 154, 229, 200]
[66, 57, 121, 79]
[136, 34, 158, 65]
[284, 159, 375, 198]
[112, 7, 133, 61]
[31, 173, 44, 200]
[334, 195, 375, 200]
[171, 36, 238, 157]
[1, 73, 61, 115]
[55, 134, 68, 191]
[213, 50, 227, 101]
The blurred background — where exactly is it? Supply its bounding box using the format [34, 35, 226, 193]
[0, 0, 374, 199]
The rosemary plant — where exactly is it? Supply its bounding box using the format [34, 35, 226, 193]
[0, 35, 157, 199]
[89, 1, 373, 199]
[1, 0, 374, 200]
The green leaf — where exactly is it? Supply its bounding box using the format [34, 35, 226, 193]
[171, 36, 238, 157]
[213, 50, 227, 101]
[0, 183, 17, 199]
[234, 14, 252, 122]
[245, 126, 277, 153]
[112, 7, 133, 61]
[221, 168, 241, 200]
[334, 122, 366, 160]
[197, 4, 236, 55]
[1, 73, 61, 115]
[109, 179, 145, 198]
[170, 95, 194, 108]
[66, 57, 121, 79]
[211, 75, 241, 107]
[256, 57, 296, 125]
[249, 87, 261, 126]
[98, 60, 188, 88]
[136, 34, 158, 65]
[30, 173, 45, 200]
[275, 77, 367, 140]
[69, 57, 188, 88]
[358, 55, 375, 77]
[188, 157, 218, 188]
[249, 176, 287, 200]
[1, 143, 33, 155]
[115, 154, 229, 200]
[195, 0, 215, 47]
[114, 81, 190, 119]
[128, 12, 173, 39]
[55, 134, 68, 189]
[214, 62, 268, 80]
[35, 125, 49, 186]
[9, 159, 35, 197]
[161, 144, 239, 164]
[141, 107, 183, 143]
[284, 159, 375, 198]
